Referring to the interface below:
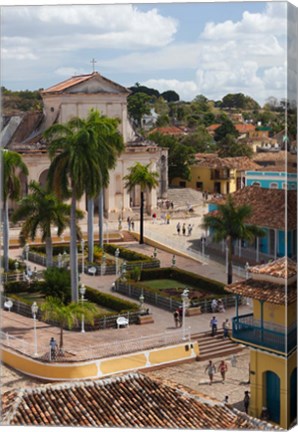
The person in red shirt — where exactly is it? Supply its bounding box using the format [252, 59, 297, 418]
[218, 360, 228, 383]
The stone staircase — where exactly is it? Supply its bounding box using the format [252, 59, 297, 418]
[120, 230, 137, 243]
[191, 329, 244, 361]
[167, 188, 203, 211]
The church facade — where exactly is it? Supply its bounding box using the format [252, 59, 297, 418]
[1, 72, 168, 219]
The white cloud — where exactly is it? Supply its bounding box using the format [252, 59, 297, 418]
[143, 78, 198, 101]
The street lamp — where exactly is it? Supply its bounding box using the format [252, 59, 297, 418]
[181, 289, 189, 340]
[63, 251, 67, 268]
[31, 302, 38, 356]
[225, 246, 229, 274]
[58, 253, 62, 269]
[245, 262, 250, 280]
[115, 248, 120, 274]
[79, 284, 86, 333]
[139, 289, 145, 311]
[24, 244, 29, 274]
[201, 237, 206, 256]
[101, 252, 106, 276]
[122, 261, 127, 277]
[81, 238, 85, 275]
[14, 261, 19, 280]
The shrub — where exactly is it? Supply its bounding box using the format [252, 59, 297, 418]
[43, 267, 71, 304]
[104, 244, 152, 262]
[4, 280, 44, 294]
[85, 286, 139, 313]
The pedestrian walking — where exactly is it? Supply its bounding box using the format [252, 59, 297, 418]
[205, 360, 216, 385]
[210, 316, 218, 336]
[166, 213, 171, 224]
[176, 222, 181, 235]
[222, 318, 230, 339]
[243, 391, 250, 414]
[170, 201, 174, 209]
[131, 219, 135, 230]
[50, 337, 57, 360]
[211, 298, 218, 313]
[173, 310, 180, 328]
[127, 216, 131, 231]
[187, 224, 193, 236]
[182, 223, 186, 235]
[218, 360, 228, 383]
[178, 306, 183, 327]
[223, 395, 229, 404]
[152, 212, 157, 224]
[218, 298, 225, 313]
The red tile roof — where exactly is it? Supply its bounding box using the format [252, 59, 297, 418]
[248, 257, 297, 279]
[41, 72, 129, 95]
[1, 373, 280, 429]
[194, 154, 259, 170]
[149, 126, 186, 136]
[206, 124, 221, 132]
[235, 124, 256, 134]
[209, 186, 297, 230]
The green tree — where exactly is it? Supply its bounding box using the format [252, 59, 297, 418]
[43, 268, 71, 304]
[214, 119, 239, 142]
[127, 92, 151, 127]
[202, 195, 265, 284]
[161, 90, 180, 102]
[218, 134, 253, 158]
[2, 149, 28, 272]
[181, 125, 217, 153]
[12, 181, 81, 267]
[44, 111, 105, 302]
[123, 163, 159, 244]
[41, 296, 97, 350]
[148, 132, 195, 183]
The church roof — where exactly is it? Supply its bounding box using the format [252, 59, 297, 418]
[41, 72, 129, 95]
[1, 372, 280, 429]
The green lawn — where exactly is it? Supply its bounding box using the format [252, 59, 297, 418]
[139, 279, 194, 291]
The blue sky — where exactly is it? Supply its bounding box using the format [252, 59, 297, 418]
[1, 1, 294, 105]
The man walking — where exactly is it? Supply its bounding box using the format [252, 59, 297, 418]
[210, 316, 218, 336]
[205, 360, 216, 385]
[222, 318, 230, 339]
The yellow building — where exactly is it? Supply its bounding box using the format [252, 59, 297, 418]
[225, 257, 297, 429]
[171, 154, 259, 194]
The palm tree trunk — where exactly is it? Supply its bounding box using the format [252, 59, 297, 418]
[140, 191, 144, 244]
[87, 197, 94, 262]
[3, 200, 9, 272]
[98, 189, 104, 248]
[45, 236, 53, 268]
[70, 187, 79, 302]
[59, 326, 63, 349]
[227, 236, 233, 285]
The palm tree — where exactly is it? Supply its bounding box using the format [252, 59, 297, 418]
[41, 296, 97, 350]
[12, 181, 83, 267]
[202, 194, 265, 285]
[44, 112, 105, 302]
[123, 162, 159, 244]
[79, 110, 124, 260]
[2, 149, 28, 272]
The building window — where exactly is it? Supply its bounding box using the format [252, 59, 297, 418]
[290, 183, 296, 190]
[282, 183, 288, 189]
[196, 182, 203, 190]
[252, 182, 261, 187]
[179, 181, 186, 188]
[270, 183, 278, 189]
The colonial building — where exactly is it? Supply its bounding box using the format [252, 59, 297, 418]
[1, 72, 168, 218]
[225, 258, 297, 429]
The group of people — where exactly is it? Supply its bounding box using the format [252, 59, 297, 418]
[205, 359, 228, 385]
[176, 222, 193, 236]
[209, 316, 230, 338]
[211, 298, 225, 313]
[157, 199, 174, 210]
[126, 217, 135, 231]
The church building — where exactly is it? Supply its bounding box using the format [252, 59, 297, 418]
[1, 71, 168, 219]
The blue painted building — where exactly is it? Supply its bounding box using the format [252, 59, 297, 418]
[245, 171, 297, 190]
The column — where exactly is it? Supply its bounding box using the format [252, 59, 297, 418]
[256, 237, 260, 262]
[274, 229, 278, 259]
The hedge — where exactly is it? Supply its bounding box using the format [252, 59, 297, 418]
[137, 267, 226, 296]
[4, 280, 46, 294]
[104, 244, 152, 262]
[85, 287, 139, 313]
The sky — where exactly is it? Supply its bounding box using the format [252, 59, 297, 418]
[0, 1, 296, 105]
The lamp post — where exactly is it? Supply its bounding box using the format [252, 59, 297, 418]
[115, 248, 120, 274]
[14, 261, 19, 280]
[139, 289, 145, 311]
[24, 244, 29, 274]
[153, 248, 157, 259]
[181, 289, 189, 340]
[58, 253, 62, 269]
[225, 246, 229, 274]
[63, 251, 67, 268]
[201, 236, 206, 256]
[122, 261, 127, 277]
[245, 262, 250, 280]
[79, 284, 86, 333]
[31, 302, 38, 356]
[101, 252, 106, 276]
[81, 239, 85, 275]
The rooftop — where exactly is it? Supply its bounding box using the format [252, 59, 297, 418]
[194, 154, 260, 171]
[1, 372, 279, 429]
[209, 186, 297, 230]
[149, 126, 186, 136]
[248, 257, 297, 279]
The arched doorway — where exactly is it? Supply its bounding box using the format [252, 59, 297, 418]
[38, 169, 49, 188]
[290, 368, 297, 423]
[265, 371, 280, 423]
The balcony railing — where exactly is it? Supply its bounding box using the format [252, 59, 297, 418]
[232, 314, 297, 354]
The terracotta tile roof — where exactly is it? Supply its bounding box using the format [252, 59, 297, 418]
[224, 279, 296, 305]
[1, 373, 279, 429]
[255, 165, 297, 173]
[194, 154, 260, 170]
[235, 124, 256, 134]
[248, 257, 297, 279]
[206, 124, 221, 132]
[253, 151, 297, 164]
[209, 186, 296, 230]
[41, 72, 129, 94]
[149, 126, 186, 136]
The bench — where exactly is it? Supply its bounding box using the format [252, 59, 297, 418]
[88, 266, 97, 276]
[116, 317, 129, 329]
